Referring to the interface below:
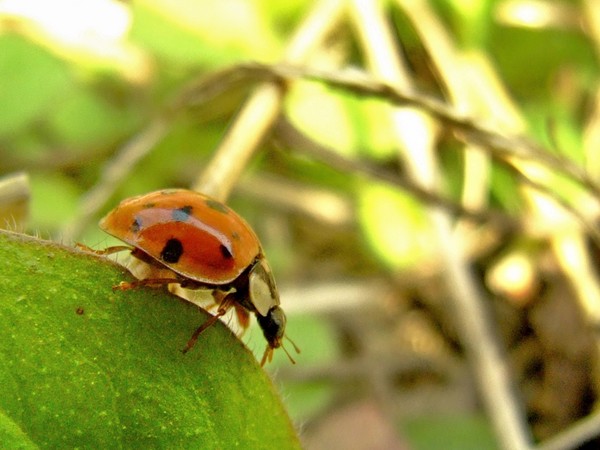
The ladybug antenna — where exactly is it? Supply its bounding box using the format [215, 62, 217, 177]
[260, 337, 301, 367]
[281, 343, 296, 365]
[286, 335, 301, 355]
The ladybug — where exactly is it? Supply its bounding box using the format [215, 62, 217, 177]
[95, 188, 296, 366]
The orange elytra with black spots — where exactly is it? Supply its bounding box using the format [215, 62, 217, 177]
[99, 188, 294, 366]
[100, 189, 260, 285]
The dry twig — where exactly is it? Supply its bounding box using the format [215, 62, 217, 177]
[348, 1, 532, 449]
[192, 0, 346, 199]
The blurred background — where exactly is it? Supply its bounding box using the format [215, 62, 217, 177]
[2, 0, 600, 448]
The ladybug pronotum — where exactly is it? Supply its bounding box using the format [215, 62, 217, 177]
[96, 188, 296, 366]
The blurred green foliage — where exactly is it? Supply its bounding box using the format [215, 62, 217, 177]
[403, 414, 497, 450]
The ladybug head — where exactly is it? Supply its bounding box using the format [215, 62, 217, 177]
[257, 306, 299, 366]
[248, 258, 299, 366]
[257, 306, 286, 365]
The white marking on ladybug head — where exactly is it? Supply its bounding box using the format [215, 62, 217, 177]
[249, 258, 279, 317]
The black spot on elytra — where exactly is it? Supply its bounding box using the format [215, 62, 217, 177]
[220, 244, 233, 259]
[131, 217, 142, 233]
[160, 238, 184, 263]
[172, 206, 193, 222]
[205, 198, 229, 214]
[231, 231, 240, 241]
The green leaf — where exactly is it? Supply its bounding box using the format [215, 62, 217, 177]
[0, 230, 300, 449]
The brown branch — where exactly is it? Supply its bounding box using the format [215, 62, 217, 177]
[191, 0, 347, 200]
[273, 117, 519, 232]
[179, 61, 600, 201]
[348, 1, 532, 449]
[536, 408, 600, 450]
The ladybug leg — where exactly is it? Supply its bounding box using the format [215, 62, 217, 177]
[76, 244, 131, 255]
[260, 346, 275, 367]
[114, 278, 181, 291]
[181, 292, 235, 354]
[234, 305, 251, 333]
[212, 291, 250, 333]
